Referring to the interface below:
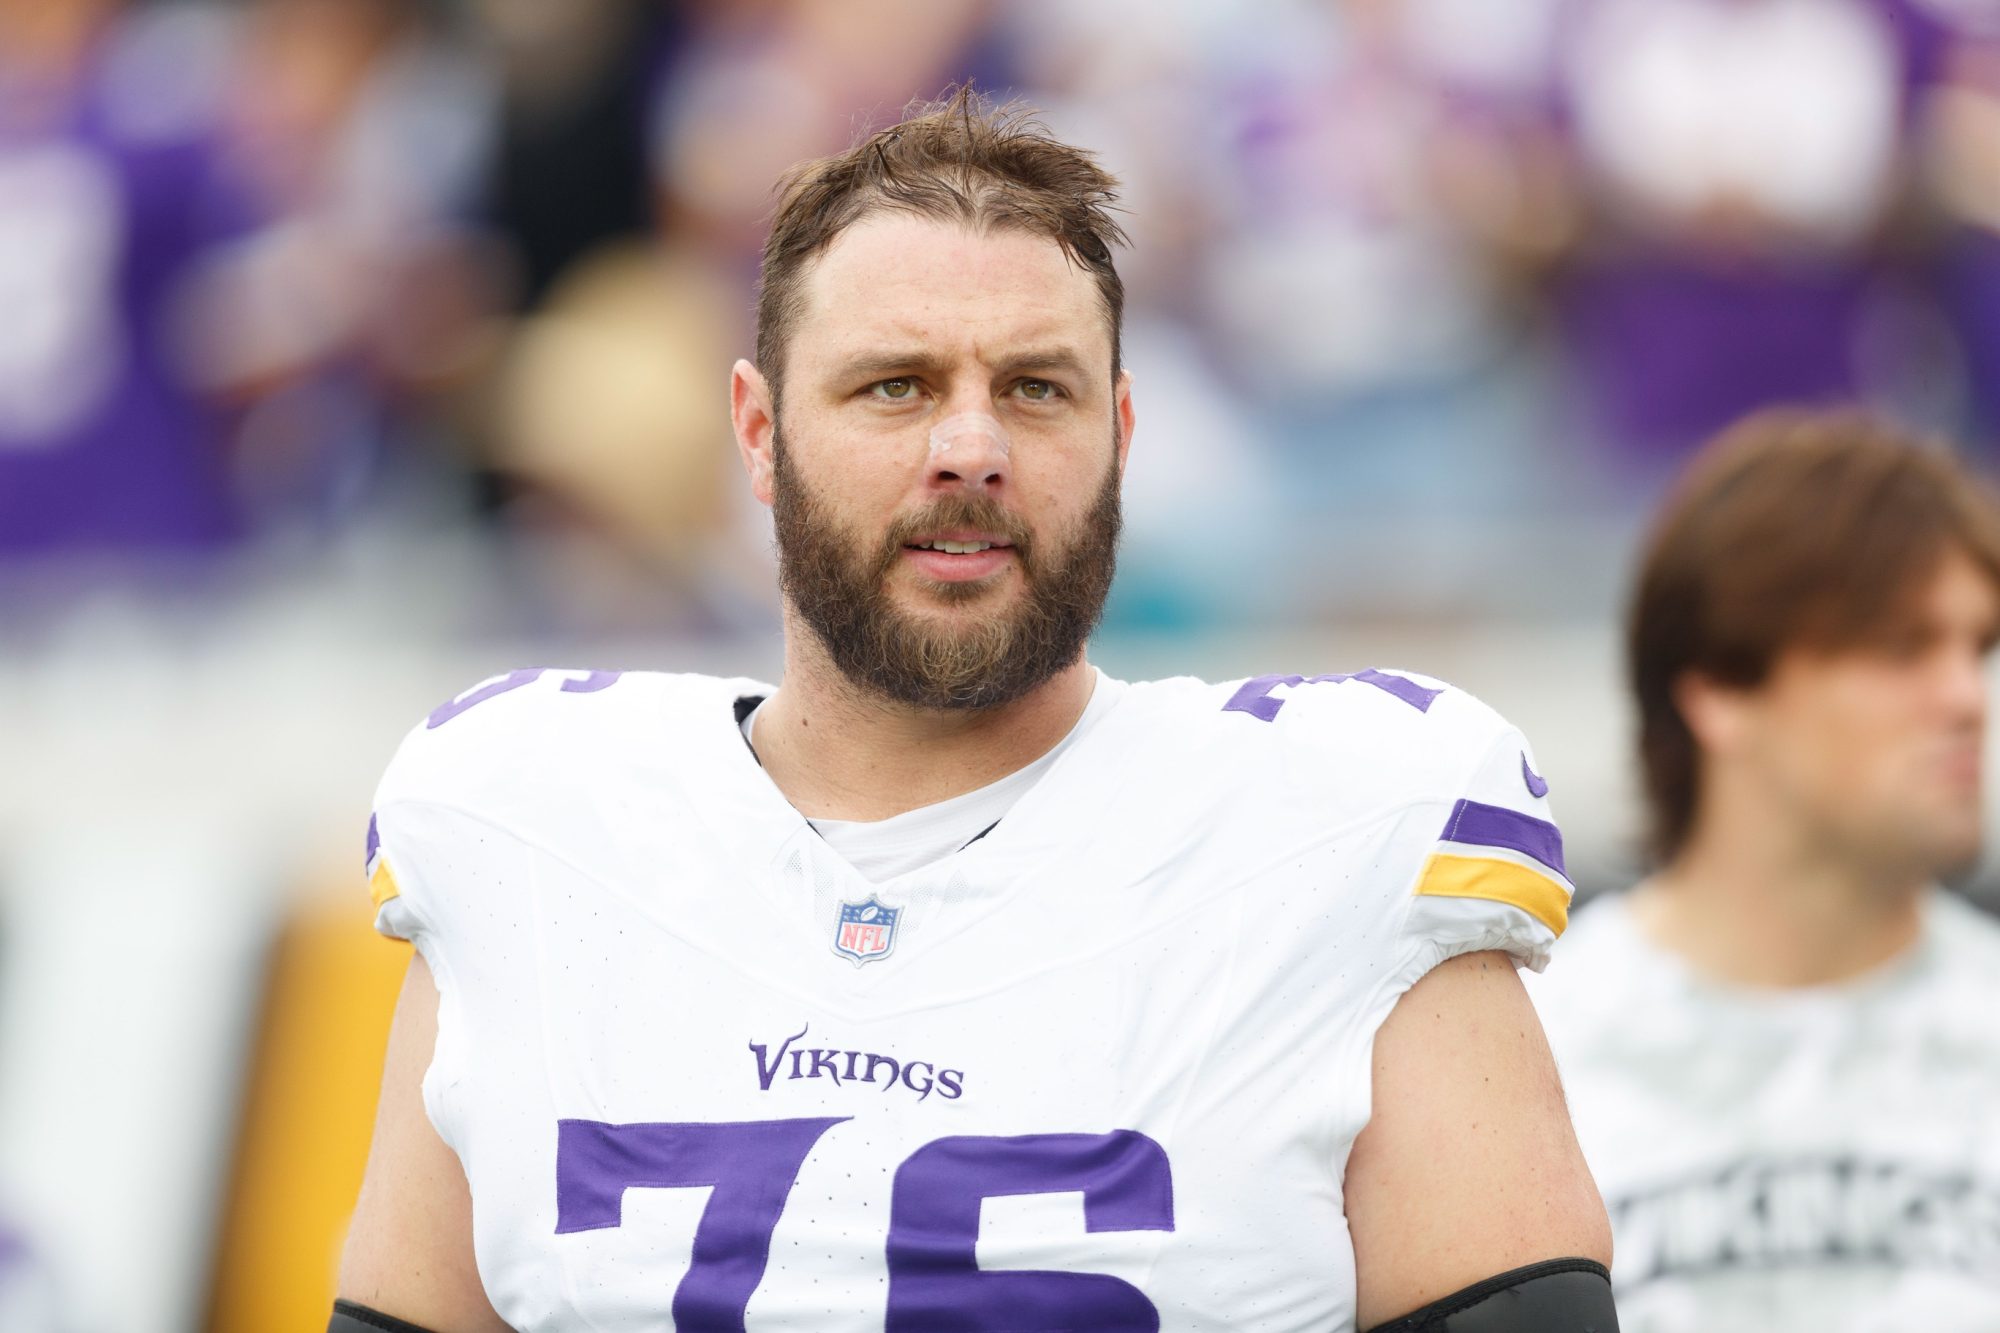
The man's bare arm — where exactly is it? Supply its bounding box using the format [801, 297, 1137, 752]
[338, 954, 510, 1333]
[1345, 950, 1613, 1329]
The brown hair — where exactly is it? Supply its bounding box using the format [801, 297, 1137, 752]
[755, 86, 1128, 403]
[1629, 408, 2000, 862]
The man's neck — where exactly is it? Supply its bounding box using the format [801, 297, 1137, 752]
[1630, 813, 1927, 989]
[750, 634, 1099, 823]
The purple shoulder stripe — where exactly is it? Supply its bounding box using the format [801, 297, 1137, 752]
[365, 812, 380, 869]
[1440, 799, 1566, 878]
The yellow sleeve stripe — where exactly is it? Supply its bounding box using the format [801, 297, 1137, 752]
[1414, 852, 1570, 936]
[368, 858, 401, 911]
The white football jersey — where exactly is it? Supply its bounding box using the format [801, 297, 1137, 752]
[365, 666, 1573, 1332]
[1528, 892, 2000, 1332]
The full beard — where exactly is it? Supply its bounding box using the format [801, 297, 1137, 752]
[771, 434, 1121, 712]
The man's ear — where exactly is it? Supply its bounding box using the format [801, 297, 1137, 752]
[1113, 368, 1135, 476]
[731, 359, 777, 506]
[1675, 670, 1755, 757]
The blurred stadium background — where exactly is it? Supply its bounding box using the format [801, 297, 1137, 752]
[4, 0, 2000, 1327]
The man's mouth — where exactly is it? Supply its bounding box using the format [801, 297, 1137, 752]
[905, 532, 1016, 555]
[898, 531, 1019, 583]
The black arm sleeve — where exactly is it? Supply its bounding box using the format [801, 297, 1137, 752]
[328, 1299, 444, 1333]
[1362, 1257, 1618, 1333]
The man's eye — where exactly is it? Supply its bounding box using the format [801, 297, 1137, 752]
[1016, 379, 1059, 402]
[872, 379, 918, 401]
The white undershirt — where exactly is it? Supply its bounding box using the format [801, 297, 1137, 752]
[742, 673, 1116, 883]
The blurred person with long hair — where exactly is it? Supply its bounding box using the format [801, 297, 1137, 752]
[1529, 409, 2000, 1328]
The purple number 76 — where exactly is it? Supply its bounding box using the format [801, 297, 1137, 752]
[554, 1118, 1174, 1331]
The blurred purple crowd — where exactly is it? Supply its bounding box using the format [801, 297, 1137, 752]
[6, 0, 2000, 631]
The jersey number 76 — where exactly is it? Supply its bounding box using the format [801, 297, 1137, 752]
[556, 1118, 1175, 1331]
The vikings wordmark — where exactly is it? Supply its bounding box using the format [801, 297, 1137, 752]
[749, 1025, 965, 1102]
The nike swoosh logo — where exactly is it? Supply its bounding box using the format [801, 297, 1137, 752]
[1522, 753, 1549, 798]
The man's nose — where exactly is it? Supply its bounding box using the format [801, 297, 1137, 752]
[927, 412, 1011, 494]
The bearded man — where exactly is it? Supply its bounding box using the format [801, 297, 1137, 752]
[333, 89, 1615, 1333]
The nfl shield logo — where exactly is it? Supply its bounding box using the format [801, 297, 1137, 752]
[833, 897, 901, 966]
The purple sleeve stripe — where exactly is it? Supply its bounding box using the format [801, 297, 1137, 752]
[365, 812, 380, 870]
[1439, 799, 1566, 878]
